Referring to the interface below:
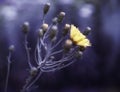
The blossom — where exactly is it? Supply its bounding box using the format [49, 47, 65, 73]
[70, 25, 91, 48]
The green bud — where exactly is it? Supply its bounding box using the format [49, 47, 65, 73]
[52, 17, 58, 24]
[62, 24, 70, 36]
[57, 12, 65, 23]
[22, 22, 29, 34]
[64, 39, 72, 52]
[83, 26, 91, 36]
[43, 3, 50, 15]
[49, 25, 58, 40]
[41, 23, 48, 32]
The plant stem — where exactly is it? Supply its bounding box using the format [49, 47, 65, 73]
[4, 52, 12, 92]
[24, 35, 32, 69]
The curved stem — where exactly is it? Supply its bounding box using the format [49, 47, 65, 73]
[43, 23, 53, 41]
[50, 37, 64, 50]
[42, 14, 45, 24]
[24, 35, 32, 69]
[50, 49, 63, 56]
[42, 60, 75, 72]
[4, 52, 12, 92]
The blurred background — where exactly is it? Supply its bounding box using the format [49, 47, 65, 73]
[0, 0, 120, 92]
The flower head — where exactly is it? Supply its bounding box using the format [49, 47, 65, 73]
[70, 25, 91, 48]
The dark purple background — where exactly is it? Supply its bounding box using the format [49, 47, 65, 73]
[0, 0, 120, 92]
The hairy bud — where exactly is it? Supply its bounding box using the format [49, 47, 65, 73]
[43, 3, 50, 15]
[49, 25, 58, 40]
[57, 12, 65, 23]
[52, 17, 58, 24]
[62, 24, 70, 36]
[83, 26, 91, 36]
[41, 23, 48, 32]
[22, 22, 29, 34]
[64, 39, 72, 52]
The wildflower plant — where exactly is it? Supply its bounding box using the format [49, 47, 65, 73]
[5, 3, 91, 92]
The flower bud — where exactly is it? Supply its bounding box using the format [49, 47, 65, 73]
[38, 29, 44, 38]
[22, 22, 29, 34]
[49, 25, 58, 40]
[83, 26, 91, 36]
[57, 12, 65, 23]
[30, 67, 38, 76]
[41, 23, 48, 33]
[9, 45, 15, 52]
[62, 24, 70, 36]
[43, 3, 50, 15]
[64, 39, 72, 52]
[52, 17, 58, 24]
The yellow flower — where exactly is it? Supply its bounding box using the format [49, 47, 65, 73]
[70, 25, 91, 48]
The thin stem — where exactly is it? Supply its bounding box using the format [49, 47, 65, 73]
[4, 52, 12, 92]
[43, 23, 53, 41]
[34, 38, 42, 65]
[37, 39, 42, 65]
[50, 37, 64, 50]
[41, 60, 75, 72]
[42, 14, 45, 24]
[50, 49, 63, 56]
[34, 40, 39, 65]
[43, 55, 74, 69]
[24, 35, 32, 69]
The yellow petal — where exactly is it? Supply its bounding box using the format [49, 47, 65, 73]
[70, 24, 91, 48]
[70, 25, 77, 37]
[77, 39, 91, 47]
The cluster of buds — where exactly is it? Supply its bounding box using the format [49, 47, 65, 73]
[20, 3, 91, 91]
[21, 2, 91, 77]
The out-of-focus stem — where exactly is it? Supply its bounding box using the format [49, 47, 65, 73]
[51, 37, 64, 50]
[50, 49, 63, 56]
[41, 60, 75, 72]
[24, 35, 32, 69]
[4, 52, 12, 92]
